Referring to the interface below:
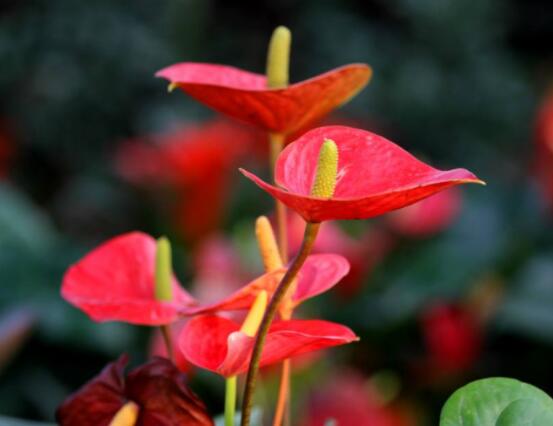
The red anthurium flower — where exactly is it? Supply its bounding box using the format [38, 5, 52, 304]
[155, 63, 371, 135]
[57, 355, 213, 426]
[534, 90, 553, 208]
[386, 188, 462, 237]
[421, 303, 482, 374]
[179, 315, 357, 377]
[115, 120, 261, 242]
[300, 371, 415, 426]
[61, 232, 196, 326]
[181, 253, 349, 316]
[241, 126, 482, 223]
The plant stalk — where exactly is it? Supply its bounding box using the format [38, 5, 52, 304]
[240, 222, 321, 426]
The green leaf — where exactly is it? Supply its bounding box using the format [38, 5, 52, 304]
[440, 378, 553, 426]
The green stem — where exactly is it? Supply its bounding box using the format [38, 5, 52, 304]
[240, 222, 321, 426]
[225, 376, 237, 426]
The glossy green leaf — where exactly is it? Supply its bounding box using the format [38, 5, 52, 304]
[440, 378, 553, 426]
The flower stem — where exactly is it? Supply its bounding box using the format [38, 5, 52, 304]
[273, 359, 291, 426]
[225, 375, 237, 426]
[160, 324, 175, 364]
[269, 132, 288, 262]
[240, 222, 320, 426]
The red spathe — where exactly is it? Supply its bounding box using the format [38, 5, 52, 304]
[61, 232, 196, 326]
[155, 63, 371, 134]
[241, 126, 482, 222]
[179, 316, 358, 377]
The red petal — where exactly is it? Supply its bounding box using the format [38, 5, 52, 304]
[61, 232, 196, 325]
[56, 355, 127, 426]
[126, 357, 214, 426]
[156, 64, 371, 134]
[241, 126, 482, 222]
[178, 316, 357, 377]
[291, 254, 350, 305]
[181, 254, 349, 315]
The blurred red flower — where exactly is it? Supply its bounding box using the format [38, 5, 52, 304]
[241, 126, 482, 223]
[116, 120, 260, 242]
[386, 188, 462, 237]
[155, 63, 371, 135]
[300, 371, 414, 426]
[57, 355, 213, 426]
[178, 315, 357, 377]
[534, 91, 553, 208]
[61, 232, 196, 325]
[421, 303, 482, 374]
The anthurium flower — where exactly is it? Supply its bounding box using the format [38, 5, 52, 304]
[241, 126, 483, 223]
[57, 355, 213, 426]
[61, 232, 196, 325]
[386, 188, 462, 237]
[180, 253, 349, 316]
[115, 120, 260, 242]
[179, 315, 357, 377]
[420, 303, 482, 374]
[155, 63, 371, 135]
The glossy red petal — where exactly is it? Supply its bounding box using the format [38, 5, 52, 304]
[181, 254, 349, 315]
[56, 355, 127, 426]
[126, 357, 214, 426]
[179, 316, 357, 377]
[61, 232, 196, 325]
[156, 63, 371, 134]
[241, 126, 482, 222]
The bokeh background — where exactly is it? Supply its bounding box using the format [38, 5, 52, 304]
[1, 0, 553, 424]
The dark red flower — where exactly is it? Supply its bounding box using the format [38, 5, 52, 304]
[178, 315, 357, 377]
[300, 371, 415, 426]
[115, 120, 261, 242]
[155, 63, 371, 135]
[61, 232, 196, 326]
[421, 303, 482, 373]
[181, 253, 349, 316]
[57, 355, 213, 426]
[534, 91, 553, 208]
[386, 188, 462, 237]
[241, 126, 483, 223]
